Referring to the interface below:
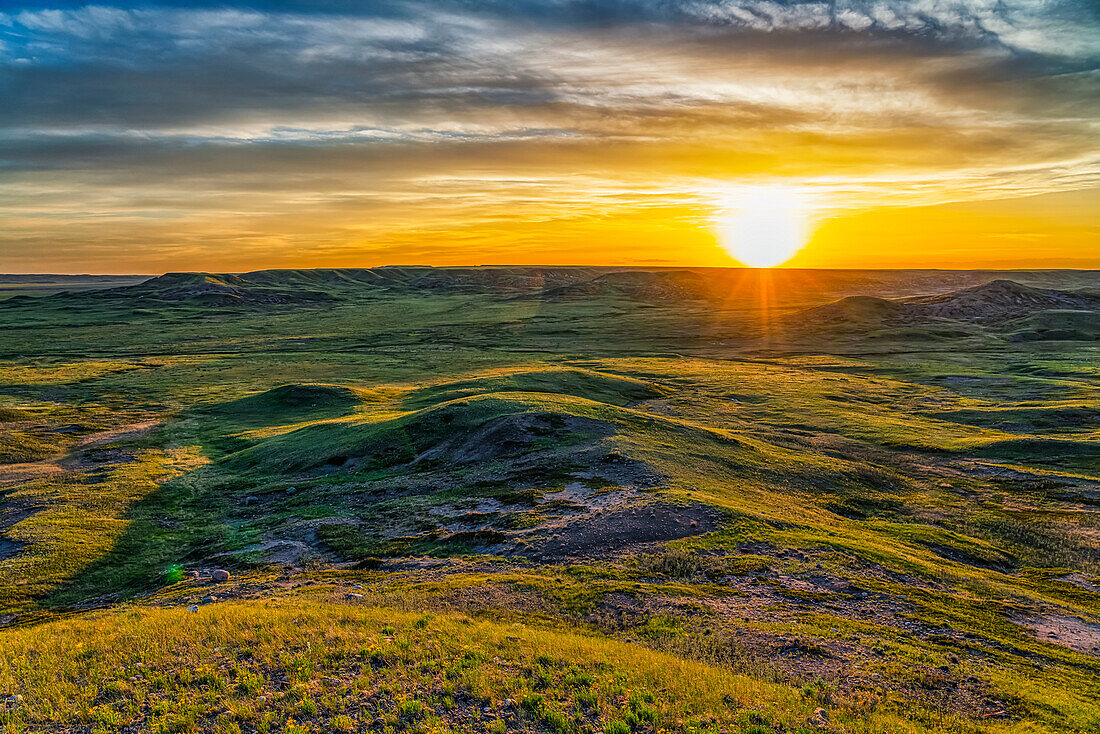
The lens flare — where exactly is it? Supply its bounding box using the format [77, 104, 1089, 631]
[716, 187, 813, 267]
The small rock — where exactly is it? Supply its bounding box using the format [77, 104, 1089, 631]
[345, 593, 363, 600]
[285, 486, 297, 495]
[187, 605, 199, 612]
[809, 707, 829, 728]
[211, 569, 230, 582]
[7, 694, 22, 704]
[201, 595, 217, 604]
[243, 496, 260, 506]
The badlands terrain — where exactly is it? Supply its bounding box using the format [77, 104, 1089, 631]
[0, 267, 1098, 734]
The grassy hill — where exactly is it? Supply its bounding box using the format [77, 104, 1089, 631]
[0, 267, 1098, 733]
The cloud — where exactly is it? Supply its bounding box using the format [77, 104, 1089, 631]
[0, 1, 1097, 269]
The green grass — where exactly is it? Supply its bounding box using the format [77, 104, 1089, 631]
[0, 271, 1097, 733]
[0, 589, 1039, 734]
[0, 431, 60, 463]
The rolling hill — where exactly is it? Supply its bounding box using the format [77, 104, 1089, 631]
[0, 269, 1098, 733]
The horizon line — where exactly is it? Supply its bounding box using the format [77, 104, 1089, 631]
[6, 264, 1100, 278]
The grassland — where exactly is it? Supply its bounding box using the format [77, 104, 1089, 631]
[0, 267, 1097, 733]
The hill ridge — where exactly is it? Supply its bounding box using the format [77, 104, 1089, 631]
[794, 278, 1100, 334]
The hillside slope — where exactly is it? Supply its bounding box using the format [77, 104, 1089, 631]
[0, 270, 1098, 733]
[792, 279, 1100, 341]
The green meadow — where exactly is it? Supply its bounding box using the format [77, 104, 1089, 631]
[0, 268, 1097, 733]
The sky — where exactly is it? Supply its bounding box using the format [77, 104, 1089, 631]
[1, 0, 1098, 273]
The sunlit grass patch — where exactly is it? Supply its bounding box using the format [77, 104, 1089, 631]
[0, 448, 203, 612]
[0, 595, 994, 734]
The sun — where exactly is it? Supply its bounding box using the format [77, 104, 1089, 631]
[715, 187, 813, 267]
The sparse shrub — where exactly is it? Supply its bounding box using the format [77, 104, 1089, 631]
[640, 549, 709, 579]
[299, 698, 318, 717]
[235, 669, 264, 695]
[576, 689, 599, 708]
[565, 668, 593, 689]
[102, 680, 132, 698]
[738, 711, 772, 729]
[542, 708, 572, 732]
[604, 720, 631, 734]
[398, 699, 423, 719]
[520, 692, 544, 714]
[256, 711, 277, 733]
[330, 714, 355, 732]
[365, 646, 387, 667]
[637, 615, 681, 640]
[195, 668, 226, 690]
[530, 664, 553, 689]
[92, 705, 123, 727]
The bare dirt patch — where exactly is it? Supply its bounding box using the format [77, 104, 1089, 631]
[73, 419, 160, 451]
[530, 501, 721, 559]
[0, 419, 159, 486]
[1016, 614, 1100, 655]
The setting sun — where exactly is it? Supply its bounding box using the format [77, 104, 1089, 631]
[715, 188, 813, 268]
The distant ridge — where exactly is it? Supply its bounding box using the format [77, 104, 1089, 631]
[5, 267, 1100, 313]
[537, 270, 714, 301]
[0, 273, 149, 301]
[96, 267, 625, 305]
[903, 280, 1100, 321]
[794, 279, 1100, 340]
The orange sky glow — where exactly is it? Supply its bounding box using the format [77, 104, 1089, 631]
[1, 2, 1097, 273]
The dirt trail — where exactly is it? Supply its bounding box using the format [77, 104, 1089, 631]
[72, 419, 160, 450]
[0, 419, 160, 486]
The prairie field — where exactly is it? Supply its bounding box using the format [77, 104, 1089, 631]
[0, 267, 1098, 734]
